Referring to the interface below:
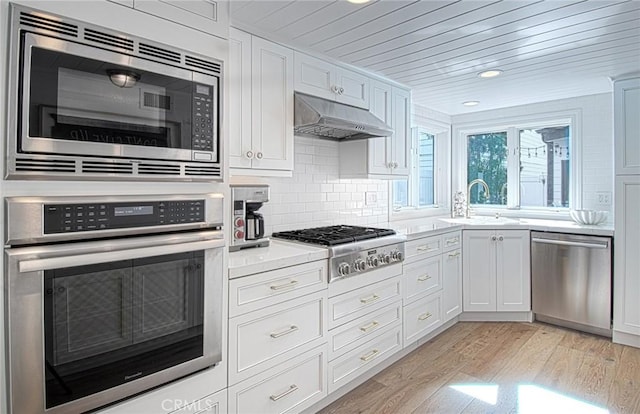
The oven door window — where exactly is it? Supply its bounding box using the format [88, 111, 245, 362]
[44, 251, 204, 409]
[26, 45, 196, 151]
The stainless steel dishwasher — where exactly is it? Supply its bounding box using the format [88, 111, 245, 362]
[531, 231, 612, 337]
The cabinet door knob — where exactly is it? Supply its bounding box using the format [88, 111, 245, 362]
[245, 150, 254, 159]
[256, 152, 263, 159]
[498, 235, 504, 241]
[491, 235, 497, 241]
[331, 85, 340, 94]
[339, 87, 345, 94]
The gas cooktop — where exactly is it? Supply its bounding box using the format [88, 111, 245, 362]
[272, 225, 396, 246]
[272, 225, 405, 282]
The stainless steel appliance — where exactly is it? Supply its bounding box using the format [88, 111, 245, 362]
[294, 92, 393, 140]
[272, 225, 405, 282]
[230, 184, 270, 251]
[7, 5, 222, 181]
[4, 194, 225, 414]
[531, 231, 612, 337]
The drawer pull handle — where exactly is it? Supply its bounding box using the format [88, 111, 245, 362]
[418, 312, 432, 321]
[270, 325, 298, 338]
[360, 294, 380, 304]
[416, 245, 437, 252]
[360, 349, 380, 362]
[269, 384, 298, 401]
[270, 279, 298, 290]
[448, 252, 461, 258]
[417, 274, 431, 282]
[359, 320, 379, 332]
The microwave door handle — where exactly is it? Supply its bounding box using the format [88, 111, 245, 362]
[18, 238, 225, 273]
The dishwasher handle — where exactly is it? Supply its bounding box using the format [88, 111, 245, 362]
[531, 237, 608, 249]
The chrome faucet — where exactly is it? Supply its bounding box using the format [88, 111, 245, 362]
[466, 179, 490, 218]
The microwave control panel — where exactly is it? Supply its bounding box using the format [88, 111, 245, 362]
[192, 84, 214, 153]
[44, 200, 205, 234]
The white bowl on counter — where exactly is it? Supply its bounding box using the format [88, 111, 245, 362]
[569, 210, 608, 225]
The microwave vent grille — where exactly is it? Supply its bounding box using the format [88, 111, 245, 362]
[19, 11, 79, 38]
[185, 164, 221, 177]
[15, 157, 76, 172]
[185, 56, 221, 75]
[138, 163, 181, 175]
[82, 161, 134, 175]
[139, 43, 181, 64]
[84, 28, 134, 51]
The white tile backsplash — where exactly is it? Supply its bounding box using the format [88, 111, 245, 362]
[258, 136, 389, 235]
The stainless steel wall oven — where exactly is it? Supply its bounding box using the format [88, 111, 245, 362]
[7, 5, 223, 181]
[4, 194, 225, 414]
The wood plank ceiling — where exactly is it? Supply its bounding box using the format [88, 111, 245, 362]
[229, 0, 640, 115]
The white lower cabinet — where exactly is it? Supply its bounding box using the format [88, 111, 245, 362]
[401, 231, 461, 346]
[169, 389, 227, 414]
[462, 229, 530, 312]
[442, 248, 462, 322]
[228, 345, 327, 414]
[327, 324, 402, 394]
[403, 292, 443, 344]
[227, 260, 328, 413]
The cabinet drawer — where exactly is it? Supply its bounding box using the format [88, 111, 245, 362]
[442, 231, 461, 252]
[405, 235, 441, 261]
[328, 325, 402, 394]
[169, 389, 227, 414]
[403, 255, 442, 303]
[328, 276, 401, 329]
[329, 300, 402, 360]
[229, 291, 325, 384]
[403, 291, 443, 345]
[228, 345, 327, 414]
[229, 260, 327, 317]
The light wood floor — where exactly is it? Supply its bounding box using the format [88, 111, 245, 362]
[318, 322, 640, 414]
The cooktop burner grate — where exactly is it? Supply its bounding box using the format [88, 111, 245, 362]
[272, 225, 396, 246]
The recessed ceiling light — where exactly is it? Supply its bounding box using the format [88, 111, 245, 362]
[463, 101, 480, 106]
[478, 69, 503, 78]
[347, 0, 371, 3]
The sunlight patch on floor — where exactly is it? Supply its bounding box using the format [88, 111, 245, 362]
[518, 384, 609, 414]
[449, 384, 499, 405]
[449, 383, 610, 413]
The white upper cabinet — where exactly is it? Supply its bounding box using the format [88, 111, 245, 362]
[228, 28, 294, 176]
[615, 78, 640, 175]
[339, 82, 411, 179]
[129, 1, 229, 39]
[294, 52, 369, 109]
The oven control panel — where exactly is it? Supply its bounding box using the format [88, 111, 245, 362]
[192, 83, 214, 153]
[330, 242, 405, 282]
[44, 200, 205, 234]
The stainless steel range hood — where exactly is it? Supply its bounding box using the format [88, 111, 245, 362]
[294, 92, 393, 140]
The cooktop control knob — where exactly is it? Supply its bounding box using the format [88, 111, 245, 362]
[380, 253, 391, 264]
[338, 262, 351, 276]
[367, 255, 379, 268]
[391, 250, 403, 261]
[354, 259, 367, 272]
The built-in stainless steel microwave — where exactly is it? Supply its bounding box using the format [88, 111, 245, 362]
[7, 5, 223, 181]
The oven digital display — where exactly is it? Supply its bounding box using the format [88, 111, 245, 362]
[114, 206, 154, 216]
[196, 84, 210, 96]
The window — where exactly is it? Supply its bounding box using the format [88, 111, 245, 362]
[465, 122, 572, 210]
[393, 128, 436, 209]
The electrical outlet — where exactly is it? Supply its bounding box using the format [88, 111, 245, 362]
[596, 191, 611, 206]
[365, 192, 377, 205]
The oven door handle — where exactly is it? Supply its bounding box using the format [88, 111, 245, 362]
[18, 233, 225, 273]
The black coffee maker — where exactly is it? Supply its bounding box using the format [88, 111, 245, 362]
[230, 184, 270, 251]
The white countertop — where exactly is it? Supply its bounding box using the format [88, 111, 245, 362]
[390, 216, 614, 239]
[228, 239, 329, 279]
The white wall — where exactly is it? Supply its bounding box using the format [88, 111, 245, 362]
[252, 136, 390, 235]
[451, 93, 614, 220]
